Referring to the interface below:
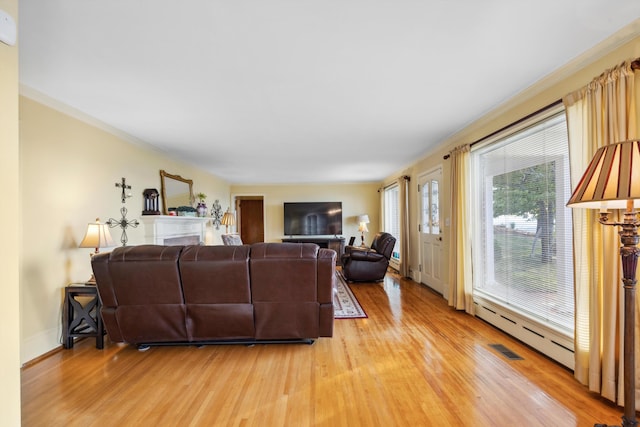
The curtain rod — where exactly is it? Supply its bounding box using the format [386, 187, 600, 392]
[377, 175, 411, 192]
[443, 57, 640, 160]
[442, 99, 563, 160]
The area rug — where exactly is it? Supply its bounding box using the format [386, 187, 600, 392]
[334, 271, 367, 319]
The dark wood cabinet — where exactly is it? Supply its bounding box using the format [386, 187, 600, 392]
[282, 237, 345, 265]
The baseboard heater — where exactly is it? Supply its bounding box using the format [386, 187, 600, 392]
[474, 297, 574, 370]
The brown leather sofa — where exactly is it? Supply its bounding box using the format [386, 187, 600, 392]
[340, 232, 396, 282]
[91, 242, 336, 347]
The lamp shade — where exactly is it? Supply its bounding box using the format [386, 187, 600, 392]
[357, 214, 369, 233]
[221, 211, 236, 226]
[357, 214, 370, 224]
[567, 139, 640, 209]
[79, 218, 115, 250]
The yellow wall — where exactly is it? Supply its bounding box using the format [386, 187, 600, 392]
[386, 22, 640, 297]
[231, 182, 381, 243]
[0, 0, 20, 423]
[19, 95, 230, 363]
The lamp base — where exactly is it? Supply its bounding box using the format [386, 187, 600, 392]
[594, 418, 638, 427]
[598, 205, 639, 427]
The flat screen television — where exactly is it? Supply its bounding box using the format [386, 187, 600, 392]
[284, 202, 342, 236]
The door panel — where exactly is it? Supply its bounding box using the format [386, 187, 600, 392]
[423, 241, 433, 277]
[420, 169, 444, 294]
[239, 198, 264, 244]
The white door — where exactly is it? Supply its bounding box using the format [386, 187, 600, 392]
[420, 169, 444, 294]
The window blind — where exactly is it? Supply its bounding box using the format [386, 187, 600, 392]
[472, 111, 574, 332]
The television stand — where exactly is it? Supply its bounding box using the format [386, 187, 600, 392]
[281, 236, 345, 265]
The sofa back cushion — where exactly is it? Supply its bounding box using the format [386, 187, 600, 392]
[250, 242, 319, 302]
[180, 245, 251, 303]
[250, 243, 321, 339]
[93, 245, 187, 344]
[179, 245, 254, 340]
[105, 245, 184, 304]
[371, 232, 397, 260]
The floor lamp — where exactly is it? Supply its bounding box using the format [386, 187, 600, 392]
[567, 139, 640, 427]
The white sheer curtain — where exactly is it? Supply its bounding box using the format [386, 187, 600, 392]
[379, 176, 411, 276]
[448, 144, 474, 313]
[564, 59, 638, 405]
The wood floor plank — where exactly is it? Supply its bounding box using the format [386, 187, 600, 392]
[22, 272, 624, 426]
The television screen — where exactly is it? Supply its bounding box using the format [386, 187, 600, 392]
[284, 202, 342, 236]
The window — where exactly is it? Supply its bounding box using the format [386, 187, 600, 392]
[471, 111, 574, 333]
[383, 184, 401, 260]
[421, 178, 440, 236]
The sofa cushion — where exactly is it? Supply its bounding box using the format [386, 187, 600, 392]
[186, 304, 254, 340]
[179, 245, 255, 340]
[250, 243, 321, 339]
[250, 242, 319, 302]
[179, 245, 251, 303]
[105, 245, 184, 305]
[95, 245, 188, 343]
[254, 302, 319, 339]
[117, 304, 188, 344]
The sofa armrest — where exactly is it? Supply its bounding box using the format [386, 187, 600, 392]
[91, 252, 116, 306]
[344, 245, 370, 254]
[317, 248, 336, 303]
[348, 249, 384, 262]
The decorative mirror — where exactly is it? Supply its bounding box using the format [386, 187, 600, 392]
[159, 170, 194, 215]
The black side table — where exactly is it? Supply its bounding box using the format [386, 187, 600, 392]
[62, 284, 104, 349]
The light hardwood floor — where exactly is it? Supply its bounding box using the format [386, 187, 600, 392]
[22, 272, 622, 426]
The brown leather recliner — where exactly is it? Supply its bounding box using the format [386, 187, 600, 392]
[340, 232, 396, 282]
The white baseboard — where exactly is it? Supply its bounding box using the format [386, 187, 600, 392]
[474, 295, 574, 370]
[21, 327, 61, 366]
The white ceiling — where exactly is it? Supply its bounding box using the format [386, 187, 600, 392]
[18, 1, 640, 184]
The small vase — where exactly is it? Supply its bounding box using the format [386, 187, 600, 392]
[197, 203, 208, 217]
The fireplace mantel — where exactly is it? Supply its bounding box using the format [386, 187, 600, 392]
[140, 216, 209, 245]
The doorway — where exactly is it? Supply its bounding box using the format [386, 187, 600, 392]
[419, 168, 444, 294]
[235, 196, 264, 244]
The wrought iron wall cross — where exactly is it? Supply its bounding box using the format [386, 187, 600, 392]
[107, 177, 139, 246]
[115, 177, 132, 203]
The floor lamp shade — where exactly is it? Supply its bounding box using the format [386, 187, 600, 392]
[567, 139, 640, 209]
[567, 139, 640, 427]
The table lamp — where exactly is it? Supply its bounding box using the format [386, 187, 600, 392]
[221, 209, 236, 234]
[567, 139, 640, 427]
[357, 214, 370, 246]
[79, 218, 115, 284]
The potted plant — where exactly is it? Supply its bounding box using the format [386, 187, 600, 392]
[195, 192, 208, 217]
